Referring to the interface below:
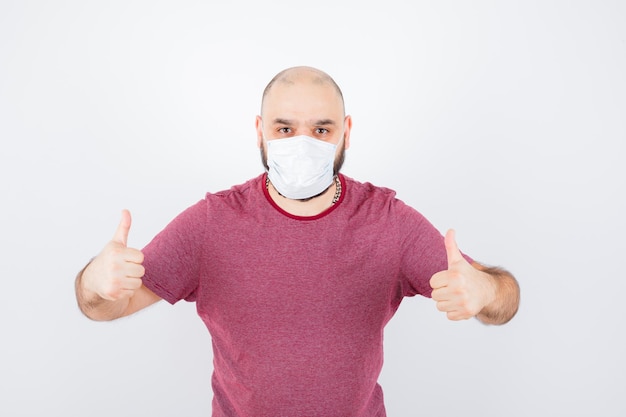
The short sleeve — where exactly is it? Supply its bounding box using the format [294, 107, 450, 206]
[395, 200, 473, 298]
[141, 199, 207, 304]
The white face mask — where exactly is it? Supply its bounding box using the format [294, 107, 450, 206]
[266, 135, 337, 200]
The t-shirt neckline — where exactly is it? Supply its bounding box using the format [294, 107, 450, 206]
[261, 173, 346, 221]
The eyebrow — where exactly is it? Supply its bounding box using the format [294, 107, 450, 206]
[272, 118, 294, 126]
[312, 119, 336, 126]
[271, 118, 337, 126]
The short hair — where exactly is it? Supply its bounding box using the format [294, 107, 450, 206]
[261, 66, 345, 113]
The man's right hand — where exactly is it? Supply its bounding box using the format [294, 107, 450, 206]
[81, 209, 145, 302]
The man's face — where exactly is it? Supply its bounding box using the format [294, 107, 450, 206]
[256, 76, 351, 173]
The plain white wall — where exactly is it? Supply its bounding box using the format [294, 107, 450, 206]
[1, 1, 624, 416]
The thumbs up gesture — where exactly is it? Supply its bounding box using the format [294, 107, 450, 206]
[81, 210, 145, 301]
[429, 229, 497, 321]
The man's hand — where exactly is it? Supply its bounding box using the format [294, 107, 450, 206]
[429, 229, 497, 321]
[81, 209, 145, 302]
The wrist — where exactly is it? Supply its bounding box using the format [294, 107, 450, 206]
[475, 265, 518, 325]
[481, 271, 498, 311]
[75, 258, 104, 313]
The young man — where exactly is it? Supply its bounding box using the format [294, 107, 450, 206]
[76, 66, 520, 417]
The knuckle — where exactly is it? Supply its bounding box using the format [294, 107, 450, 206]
[110, 262, 122, 273]
[101, 287, 118, 300]
[108, 244, 124, 257]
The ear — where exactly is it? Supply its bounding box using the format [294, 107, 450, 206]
[342, 115, 352, 150]
[255, 115, 264, 148]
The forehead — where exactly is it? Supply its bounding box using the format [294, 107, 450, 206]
[262, 77, 344, 122]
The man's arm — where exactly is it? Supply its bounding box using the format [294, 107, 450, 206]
[75, 210, 162, 321]
[430, 229, 520, 325]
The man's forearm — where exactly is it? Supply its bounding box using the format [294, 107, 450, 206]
[476, 266, 520, 325]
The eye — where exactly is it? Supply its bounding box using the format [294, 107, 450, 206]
[315, 128, 329, 135]
[278, 127, 291, 134]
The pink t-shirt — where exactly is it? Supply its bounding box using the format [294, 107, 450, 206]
[142, 174, 455, 417]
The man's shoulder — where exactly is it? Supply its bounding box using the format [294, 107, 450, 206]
[206, 174, 264, 200]
[342, 174, 424, 221]
[342, 174, 398, 201]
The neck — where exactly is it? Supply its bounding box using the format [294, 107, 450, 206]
[266, 176, 339, 217]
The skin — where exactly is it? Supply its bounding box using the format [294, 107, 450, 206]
[75, 66, 519, 325]
[256, 66, 352, 217]
[75, 209, 160, 321]
[430, 229, 519, 324]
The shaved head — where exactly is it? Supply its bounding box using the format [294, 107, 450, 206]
[261, 66, 345, 115]
[256, 66, 352, 183]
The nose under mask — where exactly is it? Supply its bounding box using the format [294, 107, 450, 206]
[266, 135, 337, 200]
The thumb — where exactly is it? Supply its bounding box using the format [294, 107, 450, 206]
[112, 209, 132, 246]
[444, 228, 464, 268]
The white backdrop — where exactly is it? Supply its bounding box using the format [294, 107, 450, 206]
[1, 1, 624, 416]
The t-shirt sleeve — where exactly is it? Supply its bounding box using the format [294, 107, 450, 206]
[395, 200, 473, 298]
[141, 199, 207, 304]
